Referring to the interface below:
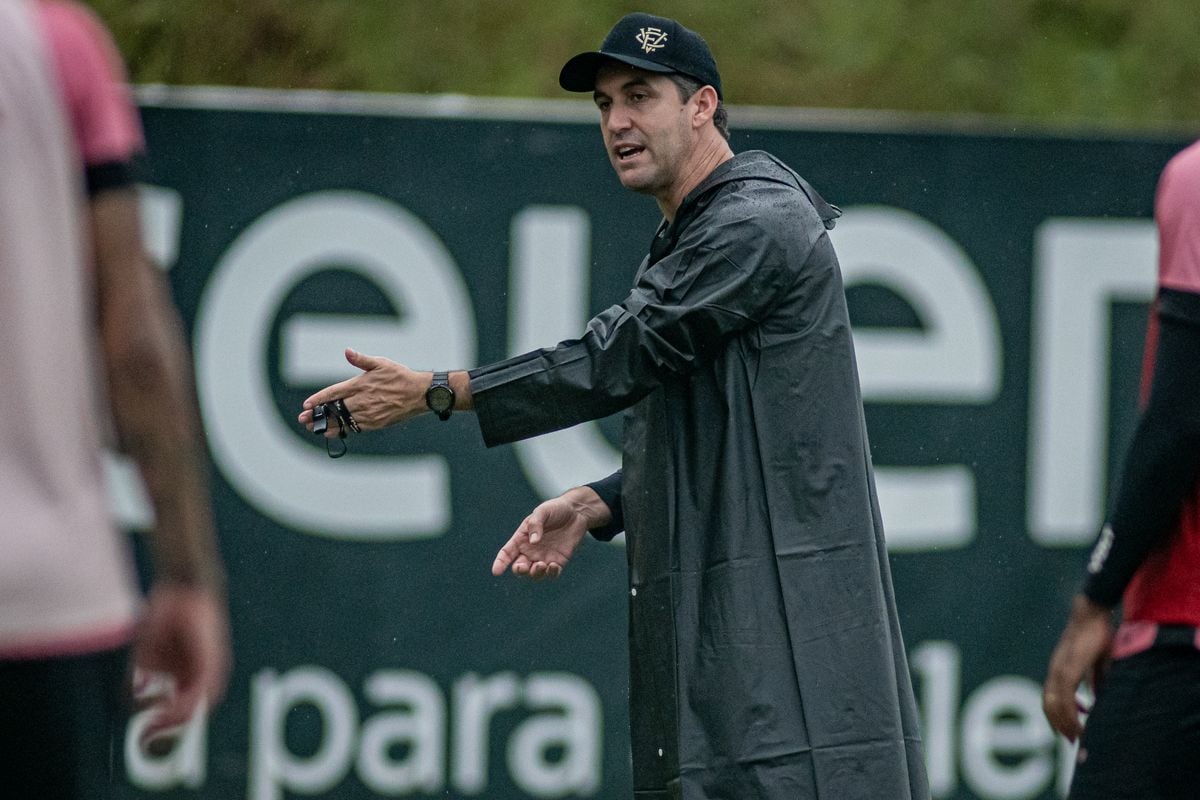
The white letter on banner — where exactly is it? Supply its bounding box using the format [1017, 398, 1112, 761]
[961, 677, 1055, 800]
[194, 191, 476, 539]
[249, 666, 357, 800]
[508, 673, 602, 798]
[829, 206, 1001, 550]
[509, 207, 621, 500]
[138, 184, 184, 270]
[452, 672, 520, 794]
[357, 670, 446, 794]
[1028, 219, 1156, 545]
[909, 641, 960, 798]
[124, 702, 207, 790]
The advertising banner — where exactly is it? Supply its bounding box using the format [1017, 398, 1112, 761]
[117, 89, 1191, 800]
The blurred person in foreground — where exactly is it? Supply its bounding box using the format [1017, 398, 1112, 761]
[0, 1, 230, 796]
[300, 12, 928, 799]
[1043, 139, 1200, 800]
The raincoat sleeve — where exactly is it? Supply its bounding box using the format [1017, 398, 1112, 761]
[584, 470, 624, 541]
[469, 182, 826, 447]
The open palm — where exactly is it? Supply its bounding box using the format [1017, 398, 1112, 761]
[492, 496, 590, 580]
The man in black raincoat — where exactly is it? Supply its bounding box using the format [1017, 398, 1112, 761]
[301, 12, 928, 800]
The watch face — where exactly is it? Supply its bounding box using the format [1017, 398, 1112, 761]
[427, 385, 454, 413]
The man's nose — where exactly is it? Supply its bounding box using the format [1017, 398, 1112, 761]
[605, 104, 632, 133]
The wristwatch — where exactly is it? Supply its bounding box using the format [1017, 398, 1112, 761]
[425, 372, 455, 421]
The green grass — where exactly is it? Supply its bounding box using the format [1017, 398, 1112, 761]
[87, 0, 1200, 132]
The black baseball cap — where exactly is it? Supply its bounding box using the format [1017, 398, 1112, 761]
[559, 12, 723, 100]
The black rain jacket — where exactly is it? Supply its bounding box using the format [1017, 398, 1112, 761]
[470, 150, 930, 800]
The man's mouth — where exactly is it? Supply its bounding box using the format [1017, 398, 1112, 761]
[615, 144, 645, 162]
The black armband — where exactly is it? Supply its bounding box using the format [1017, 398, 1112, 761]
[85, 158, 140, 196]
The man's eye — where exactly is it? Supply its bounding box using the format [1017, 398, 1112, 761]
[630, 93, 648, 103]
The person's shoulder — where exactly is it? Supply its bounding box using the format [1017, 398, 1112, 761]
[36, 0, 125, 90]
[37, 0, 113, 48]
[685, 161, 824, 257]
[1161, 140, 1200, 192]
[36, 0, 143, 175]
[1157, 140, 1200, 218]
[1167, 139, 1200, 170]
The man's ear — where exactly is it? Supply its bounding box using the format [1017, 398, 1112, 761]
[690, 85, 720, 130]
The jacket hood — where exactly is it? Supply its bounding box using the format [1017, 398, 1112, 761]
[686, 150, 842, 230]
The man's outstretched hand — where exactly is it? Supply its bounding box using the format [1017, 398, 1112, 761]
[492, 488, 611, 580]
[298, 348, 432, 434]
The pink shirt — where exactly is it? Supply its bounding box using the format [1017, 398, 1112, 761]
[36, 0, 144, 169]
[0, 0, 140, 659]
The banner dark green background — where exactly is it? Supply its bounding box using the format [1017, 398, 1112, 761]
[118, 90, 1193, 800]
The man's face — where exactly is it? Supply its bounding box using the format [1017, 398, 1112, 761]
[593, 65, 695, 197]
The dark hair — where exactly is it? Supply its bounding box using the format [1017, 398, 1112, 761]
[668, 74, 729, 141]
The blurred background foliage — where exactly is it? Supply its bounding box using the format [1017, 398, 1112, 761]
[88, 0, 1200, 132]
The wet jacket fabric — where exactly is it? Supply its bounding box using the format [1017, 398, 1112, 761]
[470, 150, 929, 800]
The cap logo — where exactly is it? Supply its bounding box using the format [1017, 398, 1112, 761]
[636, 27, 668, 54]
